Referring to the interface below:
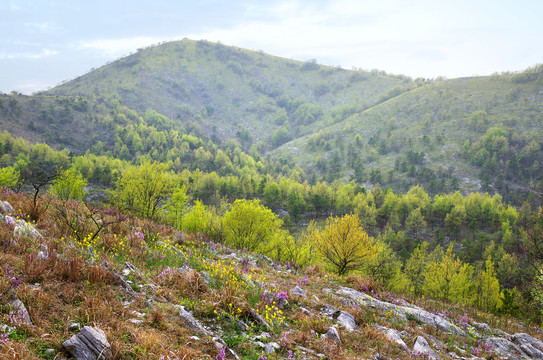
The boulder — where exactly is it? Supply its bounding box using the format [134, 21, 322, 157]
[337, 287, 465, 335]
[0, 201, 13, 214]
[321, 327, 341, 347]
[290, 285, 307, 298]
[174, 305, 209, 335]
[413, 336, 437, 359]
[485, 337, 524, 360]
[8, 295, 33, 326]
[336, 311, 357, 332]
[375, 325, 409, 352]
[513, 333, 543, 359]
[63, 326, 112, 360]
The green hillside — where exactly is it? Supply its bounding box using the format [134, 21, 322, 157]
[271, 68, 543, 203]
[46, 39, 413, 150]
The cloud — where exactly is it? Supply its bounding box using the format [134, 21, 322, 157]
[79, 36, 173, 57]
[0, 48, 57, 60]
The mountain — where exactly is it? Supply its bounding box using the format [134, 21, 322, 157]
[0, 39, 542, 203]
[46, 39, 412, 150]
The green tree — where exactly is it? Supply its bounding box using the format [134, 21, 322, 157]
[423, 245, 474, 304]
[113, 161, 174, 219]
[310, 214, 380, 276]
[51, 168, 87, 201]
[405, 242, 429, 296]
[164, 185, 189, 229]
[222, 199, 283, 252]
[405, 208, 427, 238]
[0, 166, 19, 188]
[474, 257, 503, 312]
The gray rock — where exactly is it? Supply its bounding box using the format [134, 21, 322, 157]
[320, 304, 339, 317]
[336, 311, 357, 332]
[129, 319, 144, 325]
[413, 336, 437, 359]
[37, 251, 47, 260]
[174, 305, 209, 335]
[300, 307, 311, 315]
[513, 333, 543, 352]
[69, 323, 81, 331]
[265, 342, 280, 353]
[486, 337, 524, 360]
[291, 285, 307, 298]
[375, 325, 409, 352]
[0, 201, 13, 214]
[337, 287, 465, 335]
[8, 295, 33, 326]
[189, 336, 200, 341]
[472, 321, 492, 333]
[321, 327, 341, 347]
[63, 326, 112, 360]
[255, 341, 266, 348]
[511, 333, 543, 359]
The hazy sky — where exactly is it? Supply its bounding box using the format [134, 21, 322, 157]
[1, 0, 542, 94]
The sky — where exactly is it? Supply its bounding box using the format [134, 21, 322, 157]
[1, 0, 542, 94]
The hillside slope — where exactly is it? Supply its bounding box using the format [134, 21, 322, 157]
[271, 69, 543, 202]
[1, 193, 543, 359]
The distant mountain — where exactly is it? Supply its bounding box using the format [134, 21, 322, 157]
[0, 39, 541, 202]
[46, 39, 412, 150]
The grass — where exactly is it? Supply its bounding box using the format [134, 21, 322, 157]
[0, 191, 541, 359]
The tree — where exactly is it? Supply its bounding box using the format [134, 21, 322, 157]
[405, 208, 427, 238]
[403, 243, 428, 295]
[423, 245, 474, 304]
[112, 161, 174, 219]
[474, 257, 502, 312]
[222, 199, 283, 252]
[310, 214, 379, 276]
[163, 185, 189, 229]
[51, 168, 87, 201]
[0, 166, 19, 188]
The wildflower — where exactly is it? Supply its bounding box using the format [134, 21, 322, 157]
[216, 347, 226, 360]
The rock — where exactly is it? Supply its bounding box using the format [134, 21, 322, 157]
[13, 220, 42, 240]
[494, 328, 512, 338]
[129, 319, 144, 325]
[424, 333, 445, 349]
[237, 319, 249, 331]
[512, 333, 543, 359]
[174, 305, 209, 335]
[321, 327, 341, 347]
[513, 333, 543, 352]
[69, 323, 81, 331]
[337, 287, 465, 335]
[250, 309, 271, 331]
[472, 321, 492, 333]
[291, 285, 307, 298]
[44, 349, 56, 357]
[190, 336, 200, 341]
[63, 326, 112, 360]
[486, 337, 524, 360]
[320, 304, 339, 317]
[300, 307, 311, 315]
[336, 311, 357, 332]
[8, 295, 33, 326]
[413, 336, 437, 359]
[265, 342, 279, 353]
[375, 325, 409, 352]
[0, 201, 13, 214]
[255, 341, 266, 348]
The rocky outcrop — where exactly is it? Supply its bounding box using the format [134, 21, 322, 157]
[321, 326, 342, 347]
[0, 200, 14, 214]
[63, 326, 112, 360]
[337, 287, 465, 335]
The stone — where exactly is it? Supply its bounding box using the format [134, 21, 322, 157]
[512, 333, 543, 359]
[69, 323, 81, 331]
[375, 325, 409, 352]
[0, 201, 13, 214]
[8, 295, 33, 326]
[37, 251, 47, 260]
[174, 305, 209, 335]
[264, 342, 277, 353]
[472, 321, 492, 333]
[321, 327, 341, 347]
[336, 311, 357, 332]
[129, 319, 143, 325]
[63, 326, 112, 360]
[485, 337, 524, 360]
[320, 304, 339, 317]
[337, 287, 465, 335]
[413, 336, 437, 359]
[291, 285, 307, 298]
[300, 307, 311, 315]
[189, 336, 200, 341]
